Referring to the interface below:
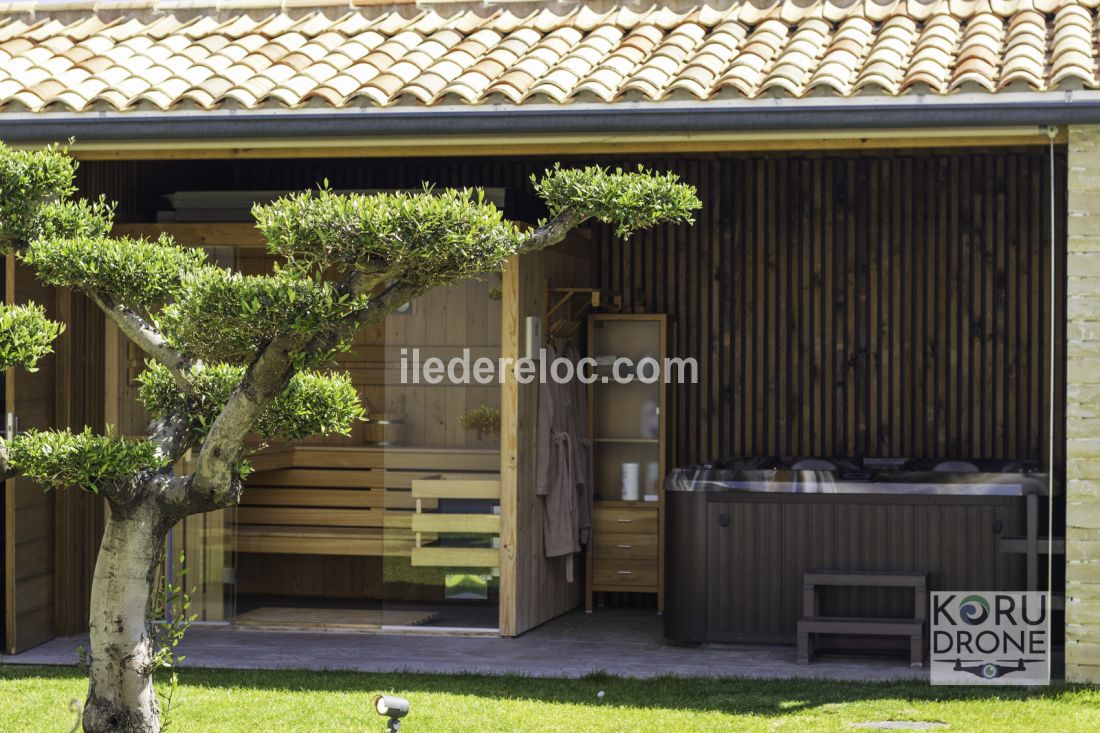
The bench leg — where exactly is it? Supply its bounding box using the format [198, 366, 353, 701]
[803, 584, 819, 618]
[797, 631, 812, 665]
[910, 633, 924, 668]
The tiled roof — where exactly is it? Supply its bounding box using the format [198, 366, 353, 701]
[0, 1, 1098, 113]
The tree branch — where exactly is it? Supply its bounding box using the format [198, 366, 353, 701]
[515, 209, 585, 256]
[185, 211, 587, 511]
[0, 442, 13, 482]
[148, 412, 192, 465]
[87, 290, 193, 392]
[188, 333, 302, 504]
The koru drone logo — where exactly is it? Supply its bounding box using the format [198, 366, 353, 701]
[930, 591, 1049, 686]
[958, 595, 990, 625]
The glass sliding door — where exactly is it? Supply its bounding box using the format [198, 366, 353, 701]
[167, 506, 236, 623]
[381, 278, 501, 631]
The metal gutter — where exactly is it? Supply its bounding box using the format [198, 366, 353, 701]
[1, 91, 1098, 147]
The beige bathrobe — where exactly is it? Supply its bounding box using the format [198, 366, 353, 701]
[535, 345, 592, 577]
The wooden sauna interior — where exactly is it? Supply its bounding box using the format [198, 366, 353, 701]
[84, 154, 603, 635]
[106, 242, 507, 629]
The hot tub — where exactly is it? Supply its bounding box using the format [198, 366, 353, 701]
[663, 459, 1046, 645]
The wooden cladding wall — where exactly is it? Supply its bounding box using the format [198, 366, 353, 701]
[77, 149, 1065, 469]
[598, 151, 1066, 468]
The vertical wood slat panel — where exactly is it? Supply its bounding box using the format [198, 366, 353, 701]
[598, 150, 1064, 468]
[76, 149, 1065, 471]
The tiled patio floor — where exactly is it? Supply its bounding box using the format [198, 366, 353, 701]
[2, 609, 925, 682]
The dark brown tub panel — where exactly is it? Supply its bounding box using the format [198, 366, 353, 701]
[665, 490, 1026, 645]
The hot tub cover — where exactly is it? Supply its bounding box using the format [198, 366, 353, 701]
[665, 458, 1048, 496]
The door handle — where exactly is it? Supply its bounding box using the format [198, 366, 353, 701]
[616, 570, 633, 575]
[616, 518, 633, 523]
[718, 512, 730, 527]
[617, 544, 633, 549]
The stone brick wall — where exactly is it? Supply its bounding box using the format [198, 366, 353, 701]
[1067, 125, 1100, 683]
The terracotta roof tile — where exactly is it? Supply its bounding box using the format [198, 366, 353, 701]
[0, 1, 1097, 113]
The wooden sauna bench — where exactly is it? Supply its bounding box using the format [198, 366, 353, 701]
[237, 446, 499, 557]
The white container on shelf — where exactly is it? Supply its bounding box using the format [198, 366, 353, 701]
[621, 462, 641, 501]
[644, 461, 660, 501]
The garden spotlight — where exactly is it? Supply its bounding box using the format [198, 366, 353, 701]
[372, 694, 410, 732]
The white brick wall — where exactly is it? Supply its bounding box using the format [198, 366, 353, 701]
[1066, 125, 1100, 683]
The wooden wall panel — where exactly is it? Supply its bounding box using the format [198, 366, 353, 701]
[598, 151, 1066, 468]
[4, 258, 58, 653]
[77, 149, 1061, 469]
[501, 238, 595, 636]
[52, 290, 106, 635]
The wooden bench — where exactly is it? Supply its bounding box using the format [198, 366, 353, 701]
[797, 570, 928, 668]
[236, 446, 498, 559]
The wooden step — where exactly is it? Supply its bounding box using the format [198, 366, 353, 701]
[411, 476, 501, 500]
[410, 546, 499, 568]
[797, 616, 924, 636]
[803, 570, 928, 589]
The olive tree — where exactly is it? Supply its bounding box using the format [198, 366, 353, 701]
[0, 143, 700, 733]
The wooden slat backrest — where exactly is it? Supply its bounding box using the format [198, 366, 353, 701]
[238, 449, 500, 535]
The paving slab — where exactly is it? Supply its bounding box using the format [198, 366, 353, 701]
[1, 609, 925, 682]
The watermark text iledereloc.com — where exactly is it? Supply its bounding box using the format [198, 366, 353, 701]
[399, 347, 699, 385]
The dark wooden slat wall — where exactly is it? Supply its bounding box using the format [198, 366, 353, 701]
[52, 291, 106, 636]
[597, 151, 1066, 468]
[77, 148, 1065, 471]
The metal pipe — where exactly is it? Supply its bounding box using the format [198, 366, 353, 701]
[2, 98, 1100, 145]
[1046, 123, 1058, 685]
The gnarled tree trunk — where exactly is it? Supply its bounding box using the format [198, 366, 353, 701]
[82, 498, 168, 733]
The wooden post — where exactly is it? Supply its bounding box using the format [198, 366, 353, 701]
[1050, 126, 1100, 680]
[498, 255, 520, 637]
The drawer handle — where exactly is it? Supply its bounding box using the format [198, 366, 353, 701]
[616, 518, 633, 523]
[616, 570, 633, 575]
[616, 544, 633, 549]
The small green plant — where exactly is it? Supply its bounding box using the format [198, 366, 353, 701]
[459, 405, 501, 439]
[151, 552, 197, 731]
[488, 271, 503, 301]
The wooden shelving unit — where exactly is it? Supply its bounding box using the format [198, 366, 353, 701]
[585, 313, 668, 613]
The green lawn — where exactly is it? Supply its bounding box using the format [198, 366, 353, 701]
[1, 665, 1097, 732]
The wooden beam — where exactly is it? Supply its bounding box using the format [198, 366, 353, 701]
[410, 477, 501, 500]
[4, 254, 15, 653]
[411, 513, 500, 534]
[411, 547, 500, 568]
[499, 255, 520, 637]
[111, 223, 265, 248]
[236, 506, 380, 527]
[67, 128, 1068, 161]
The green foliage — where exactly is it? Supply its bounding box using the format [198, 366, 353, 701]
[3, 428, 167, 492]
[253, 186, 522, 287]
[152, 551, 197, 732]
[26, 196, 114, 243]
[22, 234, 208, 308]
[533, 164, 701, 238]
[138, 362, 365, 443]
[0, 303, 64, 371]
[159, 268, 365, 365]
[0, 142, 77, 251]
[459, 404, 501, 438]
